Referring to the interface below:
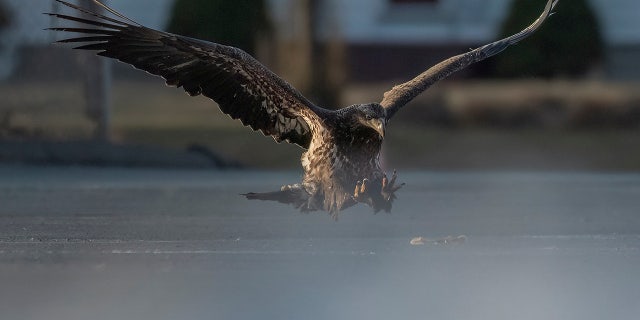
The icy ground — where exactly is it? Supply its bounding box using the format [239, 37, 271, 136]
[1, 166, 639, 320]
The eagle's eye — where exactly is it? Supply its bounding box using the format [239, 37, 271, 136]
[365, 115, 373, 120]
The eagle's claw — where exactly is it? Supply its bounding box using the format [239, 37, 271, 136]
[353, 170, 404, 213]
[381, 170, 405, 201]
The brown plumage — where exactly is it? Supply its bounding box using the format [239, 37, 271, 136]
[48, 0, 558, 219]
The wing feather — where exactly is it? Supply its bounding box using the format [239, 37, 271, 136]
[380, 0, 558, 119]
[48, 0, 329, 149]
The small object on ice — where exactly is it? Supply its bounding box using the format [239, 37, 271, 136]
[410, 235, 467, 246]
[410, 237, 426, 245]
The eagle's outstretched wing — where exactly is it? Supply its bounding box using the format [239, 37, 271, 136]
[380, 0, 558, 119]
[48, 0, 328, 149]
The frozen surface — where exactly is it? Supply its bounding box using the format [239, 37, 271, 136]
[1, 165, 639, 320]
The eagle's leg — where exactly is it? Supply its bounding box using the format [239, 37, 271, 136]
[353, 170, 405, 213]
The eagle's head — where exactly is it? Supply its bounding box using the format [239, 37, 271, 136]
[353, 103, 386, 138]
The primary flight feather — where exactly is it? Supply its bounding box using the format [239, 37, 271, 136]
[48, 0, 558, 219]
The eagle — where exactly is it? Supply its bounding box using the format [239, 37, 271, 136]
[49, 0, 558, 219]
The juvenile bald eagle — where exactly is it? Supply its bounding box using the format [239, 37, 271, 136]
[49, 0, 558, 218]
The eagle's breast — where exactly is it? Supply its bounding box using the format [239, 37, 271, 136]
[300, 118, 384, 211]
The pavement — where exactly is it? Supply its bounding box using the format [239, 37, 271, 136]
[1, 165, 640, 320]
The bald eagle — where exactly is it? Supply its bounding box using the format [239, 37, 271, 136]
[49, 0, 558, 219]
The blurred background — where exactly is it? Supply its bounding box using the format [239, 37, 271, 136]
[0, 0, 639, 170]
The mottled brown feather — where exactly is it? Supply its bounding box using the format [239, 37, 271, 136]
[49, 0, 329, 149]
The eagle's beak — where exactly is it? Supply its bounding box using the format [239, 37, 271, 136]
[370, 118, 386, 138]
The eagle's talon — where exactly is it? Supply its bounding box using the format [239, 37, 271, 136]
[388, 170, 398, 188]
[354, 181, 363, 198]
[360, 178, 369, 194]
[352, 171, 404, 212]
[380, 170, 404, 206]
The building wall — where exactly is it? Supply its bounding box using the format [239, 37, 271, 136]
[325, 0, 509, 44]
